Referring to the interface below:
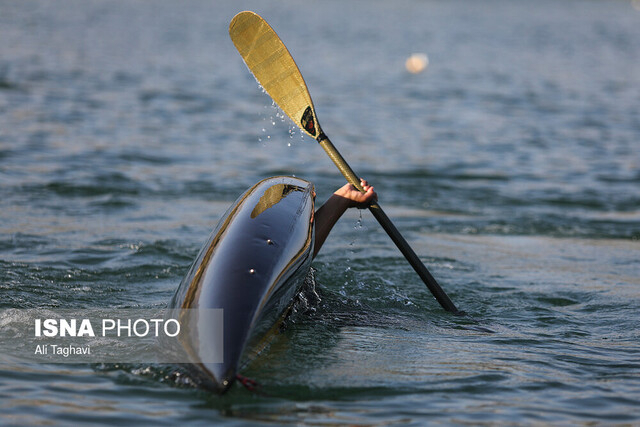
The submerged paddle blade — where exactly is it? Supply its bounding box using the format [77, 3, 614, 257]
[229, 11, 322, 138]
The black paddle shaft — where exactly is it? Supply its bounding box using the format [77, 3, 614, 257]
[317, 134, 460, 314]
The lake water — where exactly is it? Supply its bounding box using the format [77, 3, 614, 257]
[1, 0, 639, 424]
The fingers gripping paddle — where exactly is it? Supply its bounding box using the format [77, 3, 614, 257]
[229, 11, 460, 314]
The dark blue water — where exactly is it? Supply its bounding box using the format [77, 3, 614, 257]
[1, 0, 639, 424]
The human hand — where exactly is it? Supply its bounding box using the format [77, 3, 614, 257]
[333, 178, 377, 209]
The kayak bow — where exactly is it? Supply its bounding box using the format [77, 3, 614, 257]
[168, 176, 315, 392]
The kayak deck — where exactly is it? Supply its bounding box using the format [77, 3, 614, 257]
[168, 176, 315, 392]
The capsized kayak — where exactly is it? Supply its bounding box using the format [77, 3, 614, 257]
[168, 176, 315, 392]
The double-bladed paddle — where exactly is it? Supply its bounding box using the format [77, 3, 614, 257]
[229, 11, 460, 314]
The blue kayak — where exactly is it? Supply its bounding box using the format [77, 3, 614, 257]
[168, 176, 315, 392]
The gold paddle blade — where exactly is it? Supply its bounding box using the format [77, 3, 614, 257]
[229, 11, 322, 138]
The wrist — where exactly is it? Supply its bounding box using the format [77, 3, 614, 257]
[329, 192, 354, 210]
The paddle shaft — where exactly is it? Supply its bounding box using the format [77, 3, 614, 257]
[317, 134, 459, 313]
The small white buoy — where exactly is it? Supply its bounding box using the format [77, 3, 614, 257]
[405, 53, 429, 74]
[249, 269, 255, 274]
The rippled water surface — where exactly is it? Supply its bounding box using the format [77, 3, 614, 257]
[1, 0, 639, 424]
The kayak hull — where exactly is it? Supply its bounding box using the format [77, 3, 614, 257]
[168, 176, 315, 392]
